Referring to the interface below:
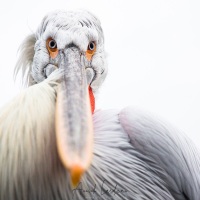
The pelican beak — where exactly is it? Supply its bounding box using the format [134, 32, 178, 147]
[55, 46, 94, 187]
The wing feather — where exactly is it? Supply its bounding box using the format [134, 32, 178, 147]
[119, 107, 200, 200]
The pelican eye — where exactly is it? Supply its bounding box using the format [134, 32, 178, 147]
[49, 40, 57, 49]
[88, 42, 95, 51]
[86, 41, 96, 61]
[46, 38, 58, 59]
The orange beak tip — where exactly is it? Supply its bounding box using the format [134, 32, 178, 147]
[70, 164, 85, 188]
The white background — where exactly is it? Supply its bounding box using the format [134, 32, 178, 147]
[0, 0, 200, 146]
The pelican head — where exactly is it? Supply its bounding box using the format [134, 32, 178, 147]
[15, 10, 107, 186]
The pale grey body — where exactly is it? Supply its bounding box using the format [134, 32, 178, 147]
[0, 10, 200, 200]
[0, 74, 200, 200]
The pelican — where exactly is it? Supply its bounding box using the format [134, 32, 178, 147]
[0, 10, 199, 200]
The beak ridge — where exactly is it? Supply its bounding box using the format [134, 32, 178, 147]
[55, 47, 94, 185]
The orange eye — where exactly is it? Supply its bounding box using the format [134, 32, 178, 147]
[86, 41, 96, 61]
[46, 38, 58, 59]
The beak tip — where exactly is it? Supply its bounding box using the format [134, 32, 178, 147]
[70, 164, 85, 188]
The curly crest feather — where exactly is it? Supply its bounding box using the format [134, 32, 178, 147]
[14, 34, 36, 86]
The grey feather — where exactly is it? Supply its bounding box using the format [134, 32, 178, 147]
[14, 34, 36, 86]
[119, 107, 200, 200]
